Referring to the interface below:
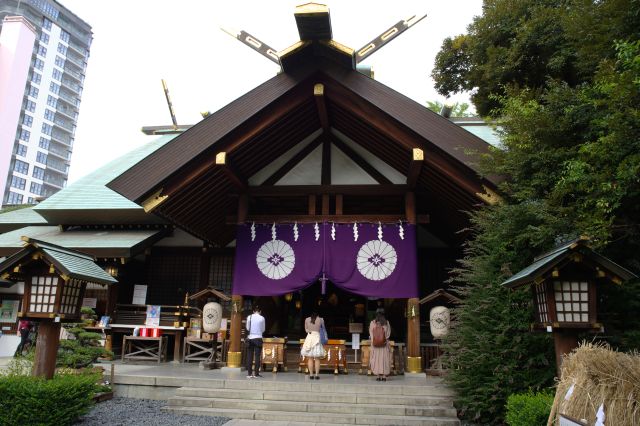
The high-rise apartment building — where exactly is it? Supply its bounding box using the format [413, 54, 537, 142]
[0, 0, 91, 205]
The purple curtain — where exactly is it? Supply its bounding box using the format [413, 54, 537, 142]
[232, 222, 418, 298]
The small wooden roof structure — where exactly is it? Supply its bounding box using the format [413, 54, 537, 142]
[107, 3, 500, 248]
[0, 237, 117, 286]
[502, 237, 637, 289]
[189, 286, 231, 302]
[419, 288, 461, 305]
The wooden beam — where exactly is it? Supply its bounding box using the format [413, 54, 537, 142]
[407, 148, 423, 188]
[322, 194, 330, 215]
[331, 134, 392, 184]
[227, 214, 429, 224]
[314, 84, 330, 132]
[261, 135, 324, 186]
[322, 135, 331, 185]
[405, 192, 416, 224]
[335, 194, 343, 215]
[308, 194, 316, 215]
[242, 184, 409, 196]
[215, 152, 247, 190]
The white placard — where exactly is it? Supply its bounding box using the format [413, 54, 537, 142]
[0, 300, 20, 323]
[219, 318, 228, 330]
[132, 285, 147, 305]
[352, 333, 360, 350]
[82, 297, 97, 309]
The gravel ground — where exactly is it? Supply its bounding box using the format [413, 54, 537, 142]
[76, 397, 230, 426]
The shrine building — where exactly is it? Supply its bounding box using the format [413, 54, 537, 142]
[0, 3, 499, 372]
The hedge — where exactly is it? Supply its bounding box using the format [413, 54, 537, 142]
[0, 372, 99, 426]
[506, 389, 555, 426]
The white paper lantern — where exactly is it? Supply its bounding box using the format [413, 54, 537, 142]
[202, 302, 222, 333]
[429, 306, 450, 339]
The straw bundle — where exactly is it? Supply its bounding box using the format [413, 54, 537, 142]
[548, 342, 640, 425]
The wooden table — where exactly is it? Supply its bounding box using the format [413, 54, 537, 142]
[183, 337, 218, 363]
[299, 338, 348, 374]
[122, 336, 168, 363]
[261, 337, 287, 373]
[109, 324, 185, 362]
[358, 339, 400, 375]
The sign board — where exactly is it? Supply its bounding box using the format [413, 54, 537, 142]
[352, 333, 360, 349]
[145, 305, 161, 327]
[132, 285, 147, 305]
[82, 297, 97, 309]
[349, 322, 363, 333]
[0, 300, 20, 323]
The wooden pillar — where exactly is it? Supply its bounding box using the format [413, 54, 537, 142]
[553, 330, 579, 377]
[32, 321, 61, 379]
[228, 193, 248, 368]
[405, 191, 422, 373]
[228, 295, 243, 367]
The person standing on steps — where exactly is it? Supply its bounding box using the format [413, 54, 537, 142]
[245, 305, 265, 378]
[301, 311, 326, 380]
[369, 311, 391, 381]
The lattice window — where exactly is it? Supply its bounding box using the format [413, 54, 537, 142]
[60, 279, 82, 314]
[534, 282, 549, 323]
[209, 254, 234, 294]
[553, 281, 589, 322]
[146, 253, 201, 305]
[29, 275, 58, 313]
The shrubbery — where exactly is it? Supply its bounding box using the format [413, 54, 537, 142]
[0, 372, 99, 426]
[506, 390, 555, 426]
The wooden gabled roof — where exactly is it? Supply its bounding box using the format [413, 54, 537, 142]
[107, 6, 499, 247]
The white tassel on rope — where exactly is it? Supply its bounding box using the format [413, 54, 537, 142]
[250, 222, 256, 241]
[271, 222, 277, 240]
[353, 222, 359, 241]
[314, 222, 320, 241]
[331, 222, 336, 241]
[293, 222, 299, 242]
[378, 221, 383, 241]
[398, 220, 405, 240]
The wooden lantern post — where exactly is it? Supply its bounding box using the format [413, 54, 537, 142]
[0, 238, 117, 379]
[502, 237, 637, 376]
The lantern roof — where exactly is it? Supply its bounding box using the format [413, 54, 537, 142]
[419, 288, 461, 305]
[0, 237, 117, 286]
[189, 286, 231, 302]
[502, 237, 637, 289]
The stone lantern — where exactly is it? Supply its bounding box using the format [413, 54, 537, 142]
[0, 238, 117, 378]
[502, 237, 636, 374]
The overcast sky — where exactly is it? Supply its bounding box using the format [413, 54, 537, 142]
[58, 0, 482, 183]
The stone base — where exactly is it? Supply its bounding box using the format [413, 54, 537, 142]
[220, 366, 244, 373]
[404, 371, 426, 379]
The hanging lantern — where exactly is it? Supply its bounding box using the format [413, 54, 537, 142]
[284, 293, 293, 302]
[202, 301, 222, 333]
[429, 306, 450, 339]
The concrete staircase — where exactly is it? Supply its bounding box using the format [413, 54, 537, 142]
[164, 377, 459, 425]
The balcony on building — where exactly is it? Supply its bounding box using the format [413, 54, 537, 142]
[60, 77, 82, 95]
[63, 65, 84, 83]
[50, 130, 73, 147]
[57, 90, 79, 107]
[55, 104, 78, 121]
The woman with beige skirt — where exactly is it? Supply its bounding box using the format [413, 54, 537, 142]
[369, 312, 391, 381]
[300, 311, 326, 379]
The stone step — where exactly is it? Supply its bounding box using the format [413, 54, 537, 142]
[176, 387, 453, 407]
[168, 396, 457, 417]
[163, 406, 460, 425]
[219, 379, 455, 397]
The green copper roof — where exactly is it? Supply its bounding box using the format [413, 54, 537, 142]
[0, 238, 116, 286]
[0, 226, 165, 258]
[0, 207, 48, 232]
[33, 134, 177, 224]
[502, 238, 637, 289]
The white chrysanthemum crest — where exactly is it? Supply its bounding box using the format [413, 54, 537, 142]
[353, 222, 359, 241]
[250, 222, 256, 241]
[378, 221, 383, 241]
[331, 222, 336, 240]
[271, 223, 276, 241]
[314, 222, 320, 241]
[293, 222, 299, 241]
[399, 220, 405, 240]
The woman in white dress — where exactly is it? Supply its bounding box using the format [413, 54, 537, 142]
[300, 311, 326, 379]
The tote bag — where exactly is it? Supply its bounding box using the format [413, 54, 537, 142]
[319, 321, 328, 345]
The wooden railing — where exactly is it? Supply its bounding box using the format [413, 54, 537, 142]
[420, 342, 447, 375]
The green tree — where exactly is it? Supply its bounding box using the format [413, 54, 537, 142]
[425, 100, 474, 117]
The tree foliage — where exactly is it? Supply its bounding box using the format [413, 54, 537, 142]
[435, 1, 640, 424]
[425, 100, 474, 117]
[432, 0, 640, 116]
